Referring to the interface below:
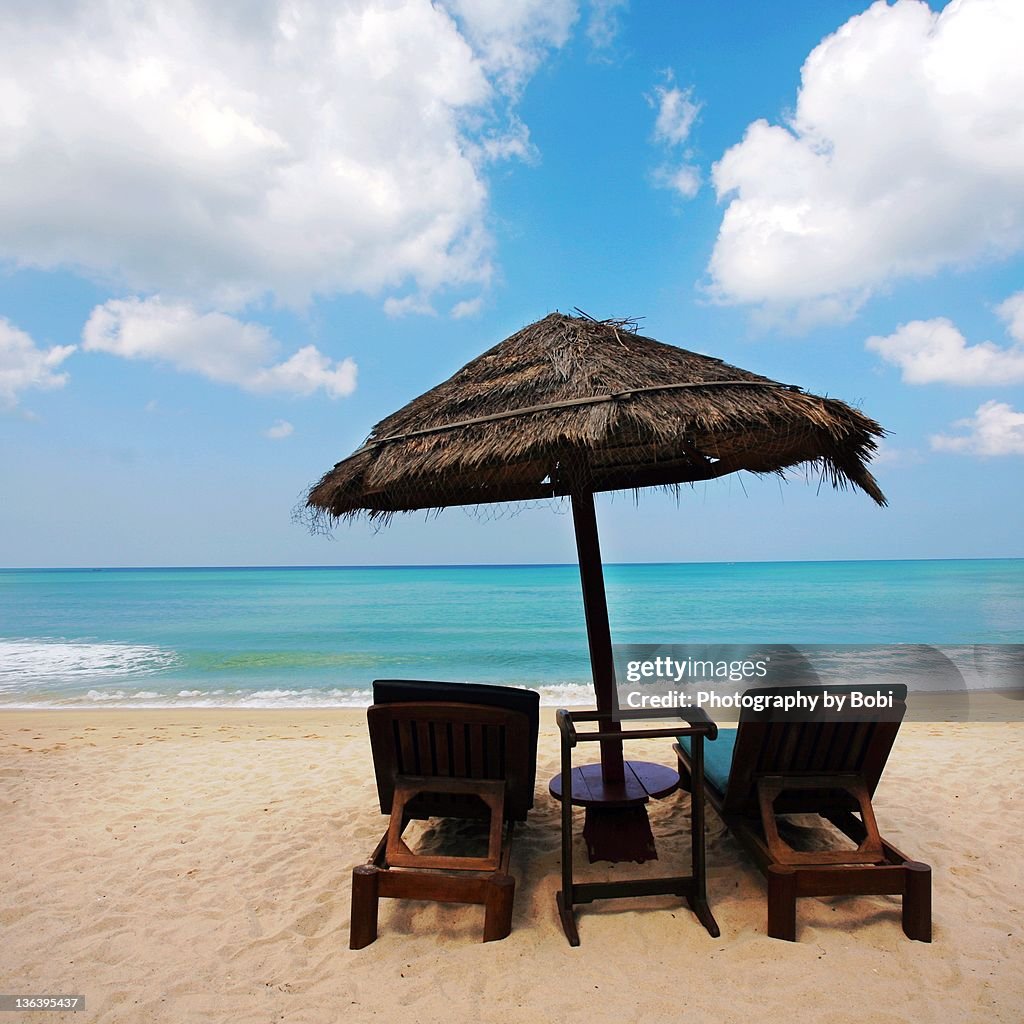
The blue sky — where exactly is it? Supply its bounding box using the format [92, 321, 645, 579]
[1, 0, 1022, 568]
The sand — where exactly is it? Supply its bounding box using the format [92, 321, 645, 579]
[0, 708, 1020, 1024]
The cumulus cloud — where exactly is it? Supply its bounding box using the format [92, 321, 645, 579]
[82, 298, 356, 398]
[867, 314, 1024, 386]
[264, 419, 295, 440]
[931, 400, 1024, 455]
[996, 292, 1024, 342]
[0, 317, 76, 408]
[649, 77, 702, 199]
[708, 0, 1024, 323]
[0, 0, 574, 309]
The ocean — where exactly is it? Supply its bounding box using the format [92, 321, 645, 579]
[1, 560, 1022, 708]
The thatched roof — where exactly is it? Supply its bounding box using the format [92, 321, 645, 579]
[306, 312, 886, 522]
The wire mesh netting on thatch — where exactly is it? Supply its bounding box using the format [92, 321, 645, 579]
[301, 312, 886, 529]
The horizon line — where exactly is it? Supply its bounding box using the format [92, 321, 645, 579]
[2, 556, 1022, 572]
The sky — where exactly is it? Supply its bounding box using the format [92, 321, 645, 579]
[1, 0, 1022, 568]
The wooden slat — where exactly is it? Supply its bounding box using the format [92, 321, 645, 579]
[450, 722, 467, 777]
[762, 722, 785, 772]
[484, 724, 502, 777]
[794, 866, 907, 898]
[415, 720, 434, 775]
[814, 720, 839, 771]
[792, 722, 818, 772]
[434, 721, 451, 777]
[843, 722, 871, 772]
[397, 720, 415, 774]
[377, 871, 493, 905]
[777, 721, 802, 770]
[466, 723, 484, 778]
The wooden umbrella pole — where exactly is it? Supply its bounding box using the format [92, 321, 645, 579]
[569, 489, 625, 784]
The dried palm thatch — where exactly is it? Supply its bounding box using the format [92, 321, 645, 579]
[305, 312, 885, 525]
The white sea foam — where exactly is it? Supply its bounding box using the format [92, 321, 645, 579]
[0, 638, 178, 691]
[67, 686, 378, 708]
[0, 680, 593, 709]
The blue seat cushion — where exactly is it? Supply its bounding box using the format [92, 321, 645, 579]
[677, 729, 737, 795]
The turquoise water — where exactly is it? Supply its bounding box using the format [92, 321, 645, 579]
[0, 560, 1021, 707]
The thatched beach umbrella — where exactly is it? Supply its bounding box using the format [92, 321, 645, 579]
[305, 312, 885, 792]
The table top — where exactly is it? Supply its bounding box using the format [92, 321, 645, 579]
[549, 760, 680, 808]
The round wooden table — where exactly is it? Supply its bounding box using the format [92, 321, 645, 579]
[548, 760, 680, 807]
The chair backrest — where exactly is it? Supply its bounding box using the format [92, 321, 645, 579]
[721, 683, 908, 817]
[368, 680, 540, 822]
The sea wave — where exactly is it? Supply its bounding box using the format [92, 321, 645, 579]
[0, 680, 597, 709]
[0, 638, 179, 691]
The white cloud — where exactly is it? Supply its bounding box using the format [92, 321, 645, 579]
[649, 77, 702, 200]
[652, 84, 699, 147]
[0, 317, 76, 408]
[996, 291, 1024, 342]
[867, 313, 1024, 386]
[931, 400, 1024, 455]
[247, 346, 357, 398]
[264, 419, 295, 440]
[585, 0, 628, 51]
[471, 115, 538, 165]
[708, 0, 1024, 323]
[0, 0, 574, 309]
[654, 164, 701, 200]
[450, 297, 484, 319]
[82, 297, 356, 398]
[440, 0, 577, 96]
[383, 295, 438, 319]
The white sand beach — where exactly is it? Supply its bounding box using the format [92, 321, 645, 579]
[0, 708, 1020, 1024]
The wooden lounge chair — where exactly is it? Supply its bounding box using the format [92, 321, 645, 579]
[350, 679, 540, 949]
[674, 683, 931, 942]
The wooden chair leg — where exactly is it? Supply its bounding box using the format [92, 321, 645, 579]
[350, 865, 380, 949]
[482, 873, 516, 942]
[766, 865, 797, 941]
[902, 861, 932, 942]
[687, 735, 721, 938]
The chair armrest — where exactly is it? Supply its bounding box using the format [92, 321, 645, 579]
[555, 708, 578, 747]
[677, 707, 718, 741]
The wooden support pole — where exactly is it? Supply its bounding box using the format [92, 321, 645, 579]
[569, 489, 625, 784]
